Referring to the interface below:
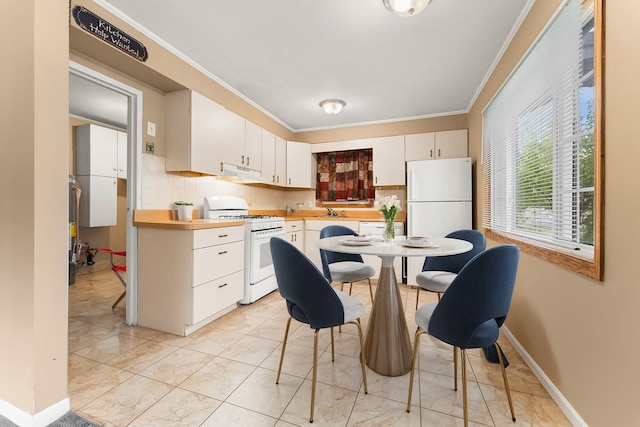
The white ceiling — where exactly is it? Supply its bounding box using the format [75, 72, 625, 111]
[83, 0, 530, 132]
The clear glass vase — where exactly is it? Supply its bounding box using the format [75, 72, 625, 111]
[384, 216, 396, 241]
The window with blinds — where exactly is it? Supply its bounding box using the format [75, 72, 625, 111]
[482, 0, 603, 279]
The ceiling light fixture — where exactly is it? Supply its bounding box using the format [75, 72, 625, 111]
[383, 0, 431, 17]
[319, 99, 346, 115]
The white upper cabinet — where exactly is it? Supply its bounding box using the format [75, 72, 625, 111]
[372, 135, 406, 186]
[260, 130, 286, 186]
[117, 131, 127, 179]
[286, 141, 316, 188]
[76, 124, 119, 178]
[405, 129, 468, 161]
[274, 135, 287, 186]
[165, 90, 245, 175]
[244, 120, 262, 171]
[261, 129, 276, 183]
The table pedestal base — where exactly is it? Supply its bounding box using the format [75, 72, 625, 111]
[364, 261, 412, 376]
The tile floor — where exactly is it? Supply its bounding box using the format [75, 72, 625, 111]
[68, 270, 572, 426]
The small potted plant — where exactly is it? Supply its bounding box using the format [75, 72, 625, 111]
[174, 201, 194, 221]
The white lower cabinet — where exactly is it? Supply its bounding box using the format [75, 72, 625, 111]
[138, 225, 244, 336]
[285, 220, 304, 251]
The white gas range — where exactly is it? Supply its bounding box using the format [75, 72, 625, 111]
[204, 196, 285, 304]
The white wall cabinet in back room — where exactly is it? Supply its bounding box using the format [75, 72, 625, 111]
[405, 129, 468, 161]
[76, 124, 126, 227]
[372, 135, 405, 186]
[244, 120, 262, 171]
[165, 90, 245, 175]
[287, 141, 316, 188]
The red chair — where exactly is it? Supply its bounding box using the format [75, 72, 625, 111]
[99, 248, 126, 309]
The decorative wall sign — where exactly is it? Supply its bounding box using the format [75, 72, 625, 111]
[72, 6, 148, 62]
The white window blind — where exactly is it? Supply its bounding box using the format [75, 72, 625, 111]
[482, 0, 595, 259]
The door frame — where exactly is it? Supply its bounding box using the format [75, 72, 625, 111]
[69, 60, 142, 325]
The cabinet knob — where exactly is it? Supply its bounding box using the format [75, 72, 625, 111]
[220, 162, 224, 172]
[218, 234, 228, 238]
[438, 149, 441, 157]
[218, 283, 228, 288]
[246, 156, 250, 166]
[430, 149, 433, 158]
[272, 175, 276, 183]
[241, 155, 245, 164]
[218, 250, 228, 255]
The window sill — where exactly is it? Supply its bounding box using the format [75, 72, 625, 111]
[484, 229, 603, 281]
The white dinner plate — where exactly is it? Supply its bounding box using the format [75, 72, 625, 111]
[401, 240, 439, 248]
[340, 239, 373, 246]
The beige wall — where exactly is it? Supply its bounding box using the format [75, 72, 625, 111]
[468, 1, 640, 425]
[0, 0, 69, 418]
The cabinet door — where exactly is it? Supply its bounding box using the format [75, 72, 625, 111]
[117, 131, 127, 179]
[274, 136, 287, 186]
[244, 121, 262, 171]
[286, 141, 314, 188]
[435, 129, 468, 159]
[189, 91, 227, 175]
[372, 135, 405, 186]
[77, 175, 117, 227]
[261, 129, 276, 183]
[405, 132, 436, 161]
[76, 124, 118, 177]
[304, 229, 322, 270]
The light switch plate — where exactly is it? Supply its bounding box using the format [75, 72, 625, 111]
[146, 141, 155, 154]
[147, 121, 156, 137]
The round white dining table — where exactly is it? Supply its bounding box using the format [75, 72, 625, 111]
[317, 236, 472, 376]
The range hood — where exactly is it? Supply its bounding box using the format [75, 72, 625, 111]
[219, 163, 265, 183]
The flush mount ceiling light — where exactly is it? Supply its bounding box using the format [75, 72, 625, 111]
[319, 99, 346, 115]
[383, 0, 431, 17]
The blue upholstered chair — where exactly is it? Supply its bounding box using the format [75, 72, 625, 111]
[320, 225, 376, 302]
[407, 245, 520, 426]
[414, 229, 486, 308]
[270, 237, 368, 423]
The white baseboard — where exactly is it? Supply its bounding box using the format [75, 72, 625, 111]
[0, 397, 70, 427]
[502, 327, 588, 427]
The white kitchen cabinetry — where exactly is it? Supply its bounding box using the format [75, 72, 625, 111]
[285, 220, 304, 251]
[244, 120, 262, 171]
[76, 124, 126, 227]
[405, 129, 468, 161]
[138, 226, 244, 336]
[261, 129, 276, 182]
[76, 175, 117, 227]
[287, 141, 316, 188]
[117, 131, 127, 179]
[260, 131, 287, 186]
[304, 219, 360, 270]
[165, 90, 245, 175]
[372, 135, 406, 186]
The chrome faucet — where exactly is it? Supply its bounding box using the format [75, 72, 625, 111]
[327, 207, 337, 217]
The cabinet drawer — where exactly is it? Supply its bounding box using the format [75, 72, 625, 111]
[285, 220, 303, 233]
[192, 270, 243, 324]
[193, 240, 244, 285]
[193, 226, 244, 249]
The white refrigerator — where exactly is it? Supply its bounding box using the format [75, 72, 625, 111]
[406, 157, 473, 283]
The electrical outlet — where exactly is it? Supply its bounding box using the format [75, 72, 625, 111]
[146, 141, 155, 154]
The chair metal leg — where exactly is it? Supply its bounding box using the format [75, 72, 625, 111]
[495, 342, 516, 422]
[406, 327, 424, 412]
[348, 282, 353, 295]
[352, 319, 368, 394]
[415, 286, 420, 310]
[310, 329, 320, 423]
[330, 327, 335, 362]
[367, 278, 374, 303]
[453, 346, 458, 391]
[461, 349, 468, 427]
[276, 317, 293, 384]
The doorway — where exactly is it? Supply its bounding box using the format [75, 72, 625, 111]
[69, 61, 142, 325]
